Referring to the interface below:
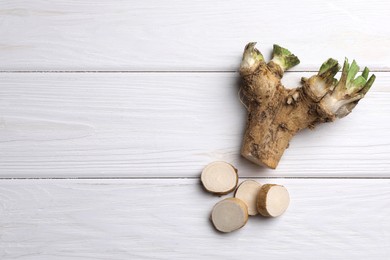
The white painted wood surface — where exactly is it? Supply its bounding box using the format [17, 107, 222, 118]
[0, 0, 389, 71]
[0, 72, 388, 177]
[0, 179, 389, 259]
[1, 0, 390, 259]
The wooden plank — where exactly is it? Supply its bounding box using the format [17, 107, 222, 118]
[0, 178, 389, 259]
[0, 72, 388, 178]
[0, 0, 389, 71]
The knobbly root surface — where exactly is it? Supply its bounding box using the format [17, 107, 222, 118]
[239, 43, 375, 169]
[234, 180, 262, 216]
[201, 161, 238, 195]
[257, 184, 290, 217]
[211, 198, 248, 233]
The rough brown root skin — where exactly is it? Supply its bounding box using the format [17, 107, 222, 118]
[241, 89, 317, 168]
[239, 43, 375, 169]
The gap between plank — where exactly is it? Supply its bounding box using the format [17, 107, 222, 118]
[0, 70, 388, 73]
[0, 177, 390, 180]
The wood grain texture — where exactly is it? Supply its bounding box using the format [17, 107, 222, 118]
[0, 72, 388, 178]
[1, 1, 389, 258]
[0, 178, 389, 259]
[0, 0, 389, 71]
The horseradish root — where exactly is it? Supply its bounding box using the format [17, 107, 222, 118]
[201, 161, 238, 195]
[234, 180, 262, 216]
[211, 198, 248, 233]
[257, 184, 290, 217]
[239, 43, 376, 169]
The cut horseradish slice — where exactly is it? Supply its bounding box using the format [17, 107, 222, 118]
[257, 184, 290, 217]
[201, 161, 238, 195]
[234, 180, 262, 216]
[211, 198, 248, 233]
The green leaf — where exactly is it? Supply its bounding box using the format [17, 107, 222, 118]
[362, 67, 369, 80]
[318, 58, 339, 76]
[360, 74, 376, 95]
[335, 58, 349, 90]
[318, 58, 340, 84]
[241, 42, 264, 69]
[350, 75, 367, 93]
[273, 44, 292, 56]
[347, 60, 359, 83]
[272, 44, 300, 70]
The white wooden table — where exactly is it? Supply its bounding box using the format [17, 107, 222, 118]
[1, 1, 389, 259]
